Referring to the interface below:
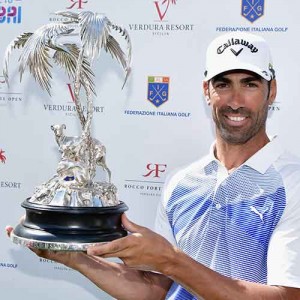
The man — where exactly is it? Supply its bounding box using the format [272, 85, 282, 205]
[7, 32, 300, 299]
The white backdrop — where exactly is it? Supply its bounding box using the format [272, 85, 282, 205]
[0, 0, 299, 299]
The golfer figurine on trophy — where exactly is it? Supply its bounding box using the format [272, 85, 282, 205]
[3, 10, 132, 251]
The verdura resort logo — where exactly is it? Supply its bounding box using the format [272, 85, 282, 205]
[154, 0, 177, 21]
[43, 83, 104, 117]
[128, 0, 194, 36]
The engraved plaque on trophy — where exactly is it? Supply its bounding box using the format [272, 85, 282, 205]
[3, 11, 132, 251]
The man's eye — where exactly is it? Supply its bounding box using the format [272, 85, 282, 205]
[215, 83, 228, 88]
[245, 81, 258, 87]
[246, 82, 258, 87]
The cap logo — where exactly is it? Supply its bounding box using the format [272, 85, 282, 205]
[230, 48, 243, 56]
[217, 38, 258, 54]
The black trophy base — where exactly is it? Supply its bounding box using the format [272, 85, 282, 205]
[11, 199, 128, 251]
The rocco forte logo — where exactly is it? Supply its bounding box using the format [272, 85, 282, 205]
[124, 163, 167, 197]
[143, 163, 167, 178]
[49, 0, 88, 22]
[39, 258, 72, 271]
[0, 148, 6, 164]
[217, 38, 258, 54]
[241, 0, 264, 23]
[154, 0, 177, 21]
[66, 0, 88, 9]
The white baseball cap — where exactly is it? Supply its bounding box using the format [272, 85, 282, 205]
[204, 32, 275, 81]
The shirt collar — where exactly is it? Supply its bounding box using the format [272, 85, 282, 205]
[207, 136, 285, 174]
[243, 136, 285, 174]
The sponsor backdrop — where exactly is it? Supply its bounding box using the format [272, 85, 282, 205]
[0, 0, 298, 299]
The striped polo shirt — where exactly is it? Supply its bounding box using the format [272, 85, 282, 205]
[155, 137, 300, 300]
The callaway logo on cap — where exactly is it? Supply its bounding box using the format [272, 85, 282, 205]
[204, 32, 275, 81]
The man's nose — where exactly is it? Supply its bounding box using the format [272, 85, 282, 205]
[227, 88, 245, 110]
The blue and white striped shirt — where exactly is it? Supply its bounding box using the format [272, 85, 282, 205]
[156, 137, 300, 299]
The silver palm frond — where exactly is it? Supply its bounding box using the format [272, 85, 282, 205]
[18, 23, 73, 95]
[108, 22, 132, 88]
[3, 32, 33, 86]
[55, 10, 132, 88]
[52, 43, 96, 95]
[78, 11, 111, 61]
[3, 24, 71, 94]
[3, 23, 96, 96]
[4, 11, 132, 95]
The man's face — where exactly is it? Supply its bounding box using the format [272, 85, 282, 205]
[203, 71, 276, 145]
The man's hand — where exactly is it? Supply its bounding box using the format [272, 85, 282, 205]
[87, 214, 178, 274]
[5, 221, 173, 299]
[5, 224, 85, 269]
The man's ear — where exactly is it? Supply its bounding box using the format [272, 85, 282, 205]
[268, 79, 277, 105]
[203, 81, 210, 105]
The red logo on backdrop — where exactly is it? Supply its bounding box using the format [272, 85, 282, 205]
[0, 149, 6, 164]
[143, 163, 167, 178]
[67, 83, 75, 102]
[0, 77, 5, 90]
[154, 0, 177, 21]
[66, 0, 88, 9]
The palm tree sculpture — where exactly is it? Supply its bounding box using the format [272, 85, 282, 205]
[4, 11, 132, 208]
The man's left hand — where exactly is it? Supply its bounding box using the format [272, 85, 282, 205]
[87, 214, 177, 273]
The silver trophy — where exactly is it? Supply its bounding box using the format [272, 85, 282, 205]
[4, 11, 132, 251]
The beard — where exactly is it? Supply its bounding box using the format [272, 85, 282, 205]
[213, 105, 269, 145]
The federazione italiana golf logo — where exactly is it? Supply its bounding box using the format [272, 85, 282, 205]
[124, 75, 191, 118]
[147, 76, 169, 107]
[241, 0, 264, 23]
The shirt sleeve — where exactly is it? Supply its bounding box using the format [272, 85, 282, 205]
[154, 197, 177, 245]
[154, 168, 181, 246]
[154, 160, 206, 246]
[267, 166, 300, 288]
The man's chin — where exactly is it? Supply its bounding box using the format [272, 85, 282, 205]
[219, 131, 252, 145]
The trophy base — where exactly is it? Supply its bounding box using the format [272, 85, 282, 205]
[10, 231, 108, 251]
[11, 199, 128, 251]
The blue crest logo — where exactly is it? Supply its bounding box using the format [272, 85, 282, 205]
[147, 76, 169, 107]
[241, 0, 264, 23]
